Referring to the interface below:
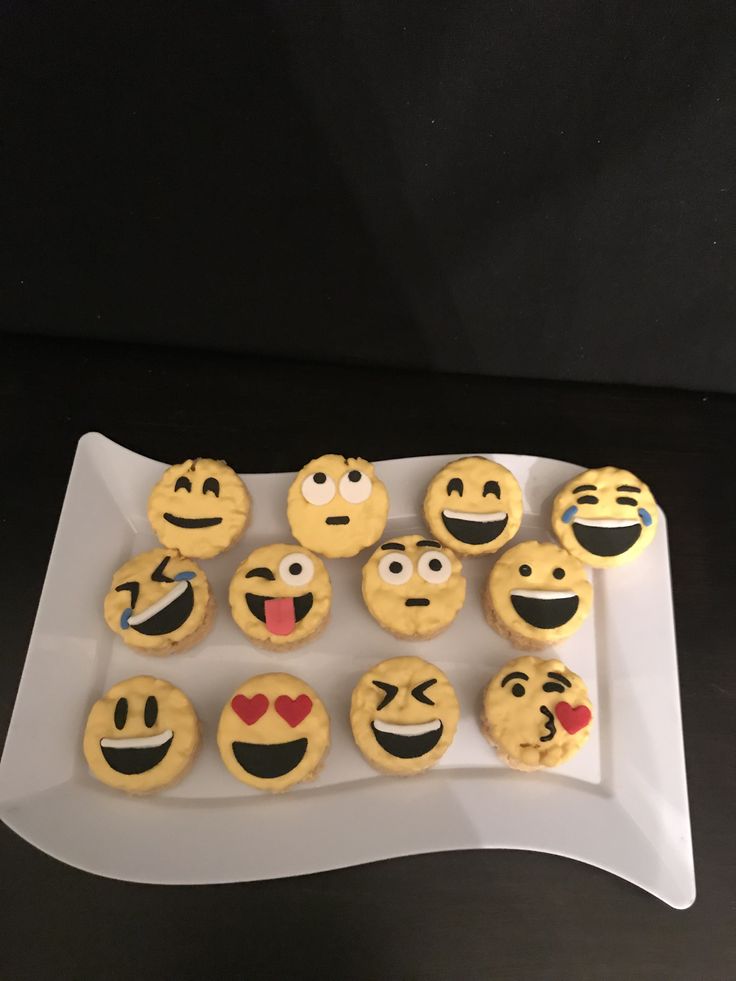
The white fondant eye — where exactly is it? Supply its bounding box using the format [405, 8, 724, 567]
[339, 469, 372, 504]
[301, 472, 336, 505]
[378, 552, 413, 585]
[417, 550, 452, 584]
[278, 553, 315, 587]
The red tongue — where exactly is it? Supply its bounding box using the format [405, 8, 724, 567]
[264, 597, 296, 635]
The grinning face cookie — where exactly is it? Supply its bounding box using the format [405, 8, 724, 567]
[361, 535, 466, 639]
[423, 457, 523, 556]
[103, 548, 212, 654]
[286, 454, 389, 558]
[350, 656, 460, 775]
[482, 655, 593, 770]
[229, 544, 332, 650]
[148, 458, 251, 559]
[484, 540, 592, 649]
[83, 676, 200, 793]
[551, 466, 658, 568]
[217, 674, 330, 792]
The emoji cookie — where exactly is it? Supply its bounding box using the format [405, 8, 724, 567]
[217, 674, 330, 792]
[103, 547, 214, 655]
[423, 456, 523, 556]
[551, 466, 658, 568]
[229, 544, 332, 651]
[481, 655, 593, 770]
[483, 540, 592, 650]
[83, 676, 200, 793]
[148, 458, 251, 559]
[286, 454, 389, 558]
[350, 656, 460, 775]
[361, 535, 466, 639]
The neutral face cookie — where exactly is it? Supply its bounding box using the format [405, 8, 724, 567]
[551, 466, 658, 568]
[423, 457, 523, 555]
[148, 458, 251, 559]
[350, 656, 459, 775]
[217, 674, 330, 792]
[482, 655, 593, 770]
[361, 535, 466, 639]
[229, 544, 332, 650]
[83, 676, 200, 793]
[286, 454, 389, 558]
[103, 548, 212, 654]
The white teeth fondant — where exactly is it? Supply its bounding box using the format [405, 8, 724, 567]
[442, 509, 507, 523]
[100, 729, 173, 749]
[372, 719, 441, 736]
[573, 518, 639, 528]
[510, 589, 577, 600]
[127, 581, 188, 626]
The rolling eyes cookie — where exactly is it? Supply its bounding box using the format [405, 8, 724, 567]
[361, 535, 466, 639]
[483, 540, 592, 650]
[350, 656, 460, 775]
[103, 547, 214, 655]
[481, 655, 593, 770]
[423, 456, 523, 556]
[286, 454, 389, 558]
[83, 676, 201, 793]
[229, 544, 332, 650]
[217, 674, 330, 792]
[551, 466, 658, 568]
[148, 458, 251, 559]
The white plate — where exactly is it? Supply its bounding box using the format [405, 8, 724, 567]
[0, 434, 695, 907]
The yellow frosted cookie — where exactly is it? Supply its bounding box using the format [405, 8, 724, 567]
[229, 543, 332, 651]
[217, 674, 330, 792]
[423, 456, 523, 556]
[103, 547, 214, 655]
[483, 540, 592, 650]
[148, 458, 251, 559]
[286, 454, 389, 558]
[361, 535, 466, 639]
[350, 656, 459, 775]
[551, 466, 658, 568]
[83, 676, 200, 793]
[481, 655, 593, 770]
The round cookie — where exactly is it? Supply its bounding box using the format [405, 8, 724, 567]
[423, 456, 523, 556]
[286, 454, 389, 558]
[83, 676, 200, 793]
[103, 547, 214, 655]
[148, 458, 251, 559]
[483, 540, 592, 650]
[217, 674, 330, 792]
[350, 656, 459, 776]
[551, 466, 658, 568]
[361, 535, 466, 639]
[481, 655, 593, 770]
[229, 544, 332, 651]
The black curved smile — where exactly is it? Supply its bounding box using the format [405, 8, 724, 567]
[510, 591, 579, 630]
[232, 739, 308, 779]
[572, 521, 642, 557]
[163, 513, 223, 528]
[129, 581, 195, 636]
[370, 720, 443, 759]
[441, 511, 508, 545]
[100, 733, 173, 774]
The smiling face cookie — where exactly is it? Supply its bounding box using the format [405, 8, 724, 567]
[148, 458, 251, 559]
[229, 544, 332, 650]
[103, 548, 213, 655]
[552, 466, 658, 568]
[423, 457, 523, 556]
[483, 540, 592, 650]
[286, 454, 389, 558]
[83, 676, 200, 793]
[482, 655, 593, 770]
[350, 657, 459, 775]
[361, 535, 466, 639]
[217, 674, 330, 792]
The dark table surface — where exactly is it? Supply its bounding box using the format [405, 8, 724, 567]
[1, 334, 734, 981]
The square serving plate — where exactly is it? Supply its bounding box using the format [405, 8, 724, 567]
[0, 434, 694, 907]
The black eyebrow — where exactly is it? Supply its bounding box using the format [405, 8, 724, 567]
[115, 581, 140, 608]
[416, 540, 440, 547]
[380, 542, 405, 550]
[617, 484, 641, 493]
[573, 484, 597, 493]
[151, 556, 174, 583]
[501, 671, 529, 686]
[245, 567, 276, 580]
[547, 671, 571, 688]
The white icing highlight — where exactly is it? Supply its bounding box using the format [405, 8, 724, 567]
[301, 473, 336, 506]
[278, 552, 315, 587]
[127, 581, 188, 626]
[378, 552, 413, 585]
[372, 719, 441, 736]
[417, 550, 452, 585]
[573, 517, 640, 528]
[100, 728, 173, 750]
[509, 589, 578, 600]
[339, 470, 372, 504]
[442, 509, 507, 522]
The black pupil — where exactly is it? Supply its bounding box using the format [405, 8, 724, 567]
[429, 558, 442, 572]
[348, 470, 362, 482]
[313, 472, 326, 484]
[553, 567, 565, 580]
[511, 684, 525, 697]
[519, 564, 532, 576]
[114, 697, 128, 730]
[288, 563, 302, 576]
[389, 560, 404, 574]
[144, 696, 158, 728]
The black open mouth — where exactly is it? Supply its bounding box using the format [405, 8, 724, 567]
[441, 512, 508, 545]
[232, 738, 308, 779]
[325, 515, 350, 525]
[370, 721, 443, 759]
[510, 592, 579, 630]
[163, 513, 223, 529]
[100, 735, 173, 774]
[539, 706, 556, 742]
[130, 581, 195, 636]
[572, 521, 642, 557]
[405, 598, 430, 607]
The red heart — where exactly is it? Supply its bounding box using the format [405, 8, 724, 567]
[555, 701, 592, 735]
[231, 693, 268, 725]
[274, 694, 313, 728]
